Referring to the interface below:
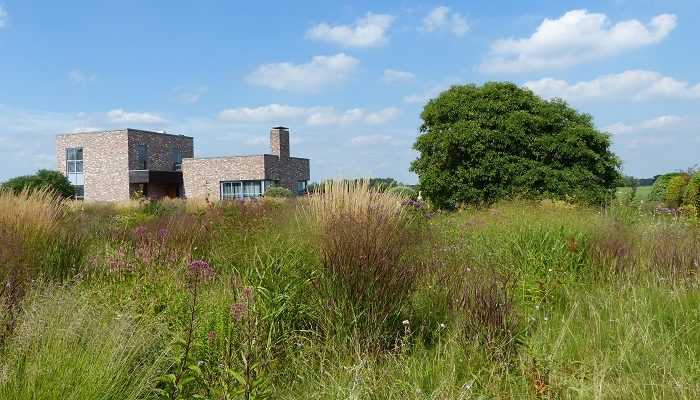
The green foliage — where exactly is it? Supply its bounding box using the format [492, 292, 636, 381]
[2, 169, 75, 198]
[264, 186, 294, 198]
[649, 172, 684, 202]
[664, 174, 690, 208]
[387, 185, 417, 200]
[683, 173, 700, 208]
[410, 82, 621, 209]
[4, 190, 700, 398]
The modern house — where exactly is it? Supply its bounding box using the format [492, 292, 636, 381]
[55, 126, 310, 201]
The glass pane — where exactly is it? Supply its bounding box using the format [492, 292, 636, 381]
[233, 182, 242, 197]
[68, 161, 77, 173]
[75, 148, 83, 160]
[76, 161, 83, 173]
[74, 185, 84, 199]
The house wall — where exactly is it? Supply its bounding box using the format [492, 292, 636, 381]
[265, 155, 310, 191]
[127, 130, 193, 171]
[181, 156, 267, 200]
[56, 130, 130, 201]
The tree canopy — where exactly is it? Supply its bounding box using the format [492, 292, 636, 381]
[410, 82, 621, 209]
[2, 169, 75, 198]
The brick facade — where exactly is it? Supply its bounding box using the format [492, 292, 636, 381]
[56, 127, 309, 202]
[56, 130, 130, 202]
[182, 127, 310, 200]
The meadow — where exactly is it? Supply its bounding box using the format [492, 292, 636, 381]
[1, 184, 699, 399]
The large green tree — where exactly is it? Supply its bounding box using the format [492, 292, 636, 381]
[2, 169, 75, 198]
[411, 82, 621, 209]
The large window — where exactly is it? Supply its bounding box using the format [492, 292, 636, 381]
[135, 144, 147, 169]
[296, 180, 308, 195]
[221, 180, 264, 200]
[66, 147, 84, 200]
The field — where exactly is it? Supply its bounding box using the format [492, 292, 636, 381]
[615, 185, 652, 203]
[1, 185, 700, 399]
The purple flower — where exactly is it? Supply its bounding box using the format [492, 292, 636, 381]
[242, 286, 254, 299]
[187, 259, 214, 278]
[158, 228, 169, 240]
[231, 302, 247, 322]
[134, 225, 147, 239]
[207, 330, 217, 345]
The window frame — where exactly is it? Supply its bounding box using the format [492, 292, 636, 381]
[66, 147, 84, 200]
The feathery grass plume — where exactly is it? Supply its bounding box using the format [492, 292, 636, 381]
[305, 179, 423, 337]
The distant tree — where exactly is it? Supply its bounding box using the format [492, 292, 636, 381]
[2, 169, 75, 198]
[387, 185, 417, 200]
[649, 172, 685, 202]
[410, 82, 621, 208]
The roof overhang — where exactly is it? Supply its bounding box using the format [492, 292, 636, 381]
[129, 170, 183, 184]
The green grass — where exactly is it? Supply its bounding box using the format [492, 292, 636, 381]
[616, 185, 652, 203]
[1, 195, 700, 399]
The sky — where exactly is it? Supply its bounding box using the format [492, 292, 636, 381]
[0, 0, 698, 183]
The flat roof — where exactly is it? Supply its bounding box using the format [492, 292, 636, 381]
[185, 154, 309, 161]
[56, 128, 193, 139]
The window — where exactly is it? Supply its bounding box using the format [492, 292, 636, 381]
[296, 180, 308, 195]
[135, 144, 147, 169]
[171, 147, 182, 171]
[66, 147, 84, 200]
[220, 180, 263, 200]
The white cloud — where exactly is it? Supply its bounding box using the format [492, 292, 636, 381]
[603, 115, 686, 135]
[219, 104, 400, 126]
[106, 109, 167, 125]
[480, 10, 677, 73]
[383, 69, 415, 84]
[525, 70, 700, 101]
[420, 6, 469, 37]
[307, 107, 400, 126]
[350, 134, 393, 146]
[306, 13, 395, 47]
[0, 6, 7, 28]
[219, 104, 310, 123]
[246, 53, 359, 91]
[69, 69, 96, 84]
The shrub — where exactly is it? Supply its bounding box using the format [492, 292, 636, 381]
[2, 169, 75, 198]
[387, 185, 417, 200]
[305, 180, 423, 337]
[265, 186, 294, 198]
[683, 173, 700, 208]
[664, 174, 690, 208]
[648, 173, 684, 202]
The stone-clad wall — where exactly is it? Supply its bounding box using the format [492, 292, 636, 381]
[56, 130, 130, 201]
[181, 156, 267, 200]
[127, 130, 193, 171]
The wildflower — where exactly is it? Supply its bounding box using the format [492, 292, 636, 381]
[402, 320, 410, 326]
[207, 330, 217, 345]
[242, 286, 254, 299]
[188, 259, 214, 278]
[158, 227, 169, 240]
[231, 302, 247, 322]
[439, 323, 446, 329]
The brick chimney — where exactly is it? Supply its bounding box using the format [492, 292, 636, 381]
[270, 126, 290, 160]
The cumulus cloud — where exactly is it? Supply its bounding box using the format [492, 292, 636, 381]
[219, 104, 400, 126]
[306, 13, 395, 47]
[246, 53, 359, 92]
[383, 69, 415, 84]
[0, 6, 7, 28]
[480, 10, 677, 73]
[106, 109, 167, 125]
[350, 135, 393, 146]
[603, 115, 686, 135]
[420, 6, 469, 37]
[524, 70, 700, 101]
[219, 104, 310, 123]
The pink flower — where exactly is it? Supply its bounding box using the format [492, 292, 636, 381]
[187, 260, 213, 278]
[231, 302, 247, 322]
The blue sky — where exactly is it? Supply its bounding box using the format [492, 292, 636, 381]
[0, 0, 698, 183]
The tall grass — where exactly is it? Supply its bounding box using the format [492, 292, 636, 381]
[0, 287, 168, 400]
[305, 180, 424, 339]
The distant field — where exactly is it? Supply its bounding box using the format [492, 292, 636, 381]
[616, 185, 652, 202]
